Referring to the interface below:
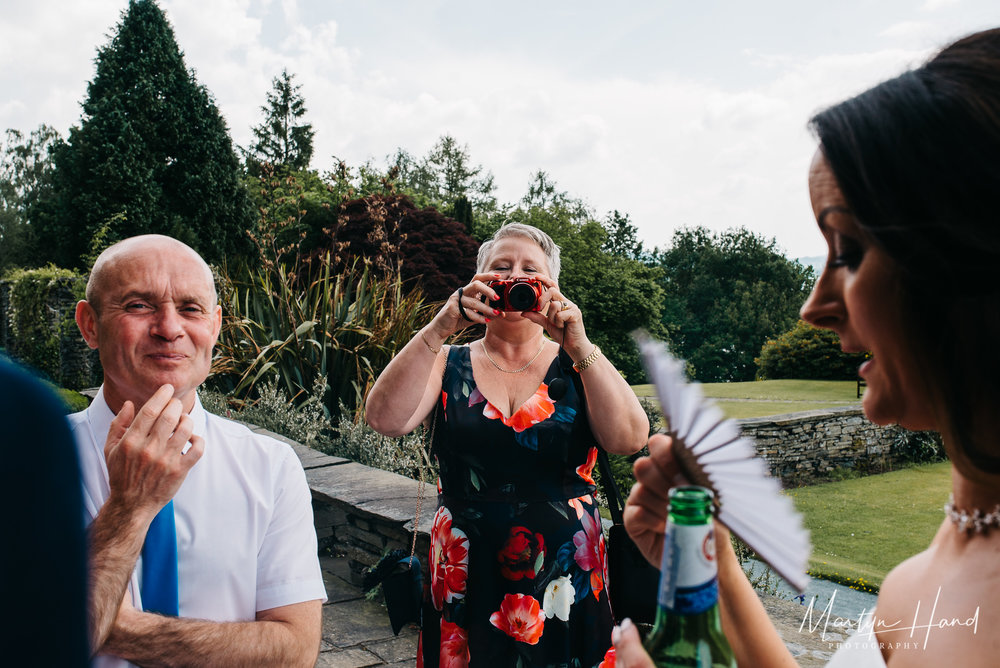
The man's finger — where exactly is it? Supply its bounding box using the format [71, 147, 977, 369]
[181, 433, 206, 464]
[130, 384, 176, 435]
[147, 397, 184, 450]
[105, 401, 135, 458]
[168, 415, 202, 463]
[170, 412, 195, 446]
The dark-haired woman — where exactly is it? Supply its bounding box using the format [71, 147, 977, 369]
[614, 27, 1000, 668]
[366, 222, 648, 667]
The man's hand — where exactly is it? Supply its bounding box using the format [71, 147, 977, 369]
[89, 383, 205, 653]
[104, 383, 204, 520]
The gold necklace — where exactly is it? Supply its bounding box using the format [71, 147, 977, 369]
[480, 338, 546, 374]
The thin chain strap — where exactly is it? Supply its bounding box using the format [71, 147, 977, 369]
[408, 406, 435, 561]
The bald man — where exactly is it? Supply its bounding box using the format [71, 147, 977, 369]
[69, 235, 325, 667]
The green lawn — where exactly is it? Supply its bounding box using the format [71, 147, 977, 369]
[632, 379, 860, 420]
[787, 461, 950, 590]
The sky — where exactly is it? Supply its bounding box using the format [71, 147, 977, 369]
[2, 0, 998, 261]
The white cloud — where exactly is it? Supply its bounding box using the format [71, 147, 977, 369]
[160, 1, 358, 155]
[281, 0, 301, 27]
[880, 20, 941, 43]
[4, 0, 997, 260]
[921, 0, 962, 11]
[0, 1, 121, 134]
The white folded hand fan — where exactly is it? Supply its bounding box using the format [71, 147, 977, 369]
[636, 333, 811, 592]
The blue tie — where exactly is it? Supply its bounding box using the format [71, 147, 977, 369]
[141, 500, 179, 615]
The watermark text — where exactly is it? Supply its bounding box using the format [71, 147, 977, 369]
[799, 588, 979, 649]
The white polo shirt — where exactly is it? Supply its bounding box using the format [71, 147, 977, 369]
[70, 388, 327, 668]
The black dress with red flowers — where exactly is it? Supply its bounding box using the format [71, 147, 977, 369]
[420, 345, 614, 668]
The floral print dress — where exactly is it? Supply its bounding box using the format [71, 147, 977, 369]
[420, 345, 614, 668]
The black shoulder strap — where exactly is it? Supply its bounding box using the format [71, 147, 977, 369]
[562, 349, 626, 526]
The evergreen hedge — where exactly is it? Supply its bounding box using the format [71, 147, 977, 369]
[756, 319, 867, 380]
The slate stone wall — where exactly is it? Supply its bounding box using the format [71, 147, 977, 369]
[740, 407, 901, 485]
[263, 406, 900, 585]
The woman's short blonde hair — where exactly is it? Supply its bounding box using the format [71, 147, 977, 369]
[476, 223, 561, 281]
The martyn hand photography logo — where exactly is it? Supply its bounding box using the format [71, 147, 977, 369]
[799, 588, 979, 651]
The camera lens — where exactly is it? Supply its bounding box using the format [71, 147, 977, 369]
[507, 283, 538, 311]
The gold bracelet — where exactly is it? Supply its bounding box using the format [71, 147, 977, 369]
[421, 332, 442, 355]
[572, 345, 601, 372]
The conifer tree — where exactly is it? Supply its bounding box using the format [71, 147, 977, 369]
[37, 0, 253, 268]
[0, 125, 60, 271]
[247, 69, 315, 174]
[449, 195, 474, 233]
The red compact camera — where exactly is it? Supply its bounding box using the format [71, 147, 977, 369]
[487, 278, 544, 312]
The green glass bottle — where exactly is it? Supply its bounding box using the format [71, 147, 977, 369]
[643, 486, 736, 667]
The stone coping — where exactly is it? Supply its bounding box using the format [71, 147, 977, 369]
[250, 429, 436, 536]
[739, 404, 862, 426]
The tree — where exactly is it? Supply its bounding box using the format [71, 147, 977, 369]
[498, 172, 667, 381]
[386, 135, 497, 221]
[655, 226, 814, 382]
[323, 136, 497, 238]
[451, 195, 474, 233]
[756, 320, 868, 380]
[324, 157, 399, 203]
[246, 69, 315, 174]
[36, 0, 254, 269]
[0, 125, 60, 271]
[310, 193, 480, 302]
[520, 170, 582, 212]
[425, 135, 495, 208]
[602, 210, 644, 260]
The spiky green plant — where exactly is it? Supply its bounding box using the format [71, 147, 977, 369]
[210, 159, 435, 420]
[211, 254, 432, 420]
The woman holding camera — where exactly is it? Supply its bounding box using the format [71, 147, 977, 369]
[367, 222, 648, 667]
[614, 27, 1000, 668]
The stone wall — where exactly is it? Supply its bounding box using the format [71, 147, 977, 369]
[254, 406, 898, 585]
[740, 406, 901, 485]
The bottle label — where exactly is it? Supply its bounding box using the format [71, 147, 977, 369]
[657, 522, 719, 615]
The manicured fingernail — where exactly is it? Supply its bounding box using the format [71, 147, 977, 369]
[485, 318, 491, 322]
[493, 309, 500, 315]
[611, 625, 621, 644]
